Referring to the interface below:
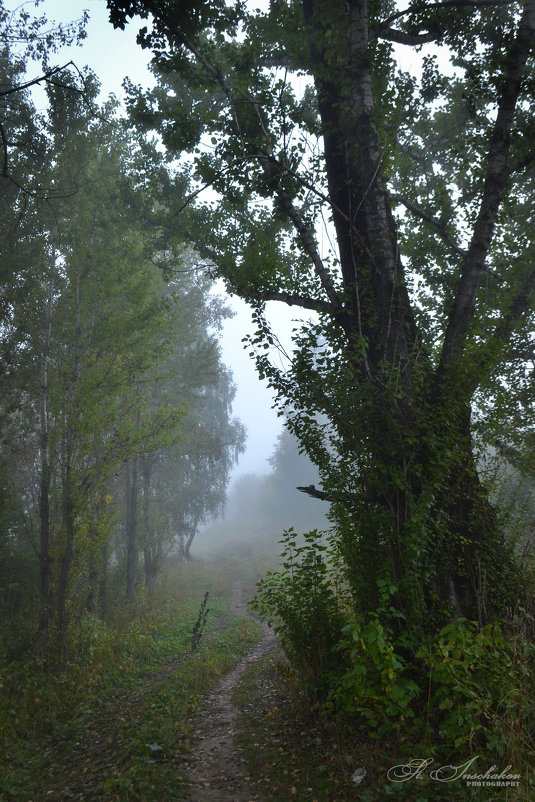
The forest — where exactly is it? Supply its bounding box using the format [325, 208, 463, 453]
[2, 0, 535, 799]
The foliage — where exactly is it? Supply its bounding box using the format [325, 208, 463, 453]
[251, 528, 347, 687]
[0, 0, 88, 67]
[415, 618, 535, 765]
[0, 0, 90, 194]
[330, 610, 421, 737]
[0, 37, 244, 663]
[234, 642, 534, 802]
[254, 531, 535, 787]
[111, 6, 535, 774]
[330, 616, 534, 785]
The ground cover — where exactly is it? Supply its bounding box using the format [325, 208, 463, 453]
[0, 559, 262, 801]
[233, 646, 533, 802]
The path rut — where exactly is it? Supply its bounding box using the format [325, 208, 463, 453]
[186, 580, 277, 801]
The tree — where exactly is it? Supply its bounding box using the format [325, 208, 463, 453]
[259, 427, 329, 533]
[0, 0, 89, 190]
[127, 266, 245, 579]
[0, 20, 247, 667]
[107, 0, 535, 632]
[0, 50, 187, 655]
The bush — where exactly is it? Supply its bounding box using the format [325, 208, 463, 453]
[251, 528, 348, 689]
[253, 529, 535, 785]
[70, 611, 116, 666]
[328, 611, 421, 736]
[416, 618, 535, 762]
[330, 610, 535, 774]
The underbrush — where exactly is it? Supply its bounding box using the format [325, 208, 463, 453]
[0, 558, 262, 801]
[235, 643, 534, 801]
[234, 645, 372, 801]
[252, 529, 535, 801]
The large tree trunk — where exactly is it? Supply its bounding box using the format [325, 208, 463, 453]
[297, 0, 523, 629]
[36, 265, 55, 658]
[302, 0, 416, 378]
[125, 456, 138, 601]
[331, 388, 518, 631]
[425, 402, 516, 623]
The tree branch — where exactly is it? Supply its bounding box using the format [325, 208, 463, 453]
[172, 37, 346, 321]
[466, 265, 535, 392]
[0, 61, 76, 98]
[270, 182, 343, 315]
[0, 120, 7, 177]
[177, 31, 246, 143]
[507, 147, 535, 176]
[297, 484, 332, 501]
[486, 267, 535, 353]
[376, 29, 440, 45]
[188, 237, 336, 315]
[438, 0, 535, 372]
[390, 193, 467, 258]
[373, 0, 514, 36]
[240, 289, 335, 315]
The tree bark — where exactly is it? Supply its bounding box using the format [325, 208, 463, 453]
[57, 445, 75, 669]
[56, 247, 82, 668]
[302, 0, 416, 376]
[36, 259, 55, 658]
[125, 456, 138, 601]
[141, 455, 158, 587]
[183, 515, 200, 561]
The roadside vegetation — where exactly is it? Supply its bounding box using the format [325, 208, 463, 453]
[248, 527, 535, 801]
[234, 634, 535, 802]
[0, 558, 262, 802]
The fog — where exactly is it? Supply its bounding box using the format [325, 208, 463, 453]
[194, 427, 330, 558]
[7, 0, 329, 567]
[14, 0, 300, 484]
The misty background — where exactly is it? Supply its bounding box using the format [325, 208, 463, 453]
[2, 0, 329, 553]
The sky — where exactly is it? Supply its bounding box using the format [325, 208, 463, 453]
[9, 0, 299, 479]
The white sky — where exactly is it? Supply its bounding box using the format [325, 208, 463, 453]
[9, 0, 296, 479]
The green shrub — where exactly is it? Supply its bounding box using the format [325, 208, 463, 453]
[416, 618, 535, 762]
[330, 611, 535, 774]
[328, 611, 421, 736]
[251, 528, 348, 688]
[70, 611, 116, 666]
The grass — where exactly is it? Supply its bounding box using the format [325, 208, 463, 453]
[0, 558, 263, 801]
[232, 644, 366, 801]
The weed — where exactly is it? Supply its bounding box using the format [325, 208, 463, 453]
[191, 591, 210, 652]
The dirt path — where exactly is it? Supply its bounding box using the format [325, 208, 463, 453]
[186, 580, 277, 801]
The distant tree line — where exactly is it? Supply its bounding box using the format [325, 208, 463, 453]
[200, 427, 329, 550]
